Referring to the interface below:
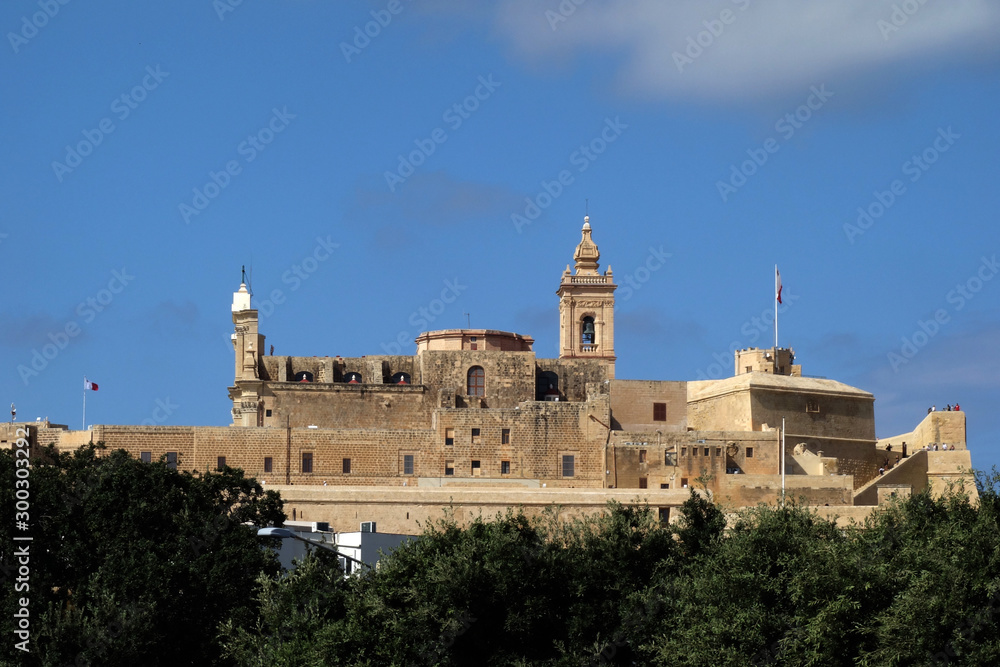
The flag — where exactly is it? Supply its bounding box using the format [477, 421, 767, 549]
[775, 267, 783, 305]
[84, 378, 99, 391]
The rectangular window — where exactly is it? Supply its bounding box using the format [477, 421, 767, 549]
[660, 483, 669, 489]
[265, 409, 272, 417]
[681, 477, 688, 488]
[501, 428, 510, 445]
[343, 458, 351, 474]
[471, 428, 481, 445]
[681, 447, 687, 457]
[806, 400, 820, 413]
[639, 477, 648, 489]
[264, 456, 273, 473]
[746, 447, 754, 458]
[653, 402, 667, 421]
[691, 447, 698, 457]
[445, 428, 454, 446]
[501, 460, 510, 475]
[471, 460, 481, 476]
[562, 454, 575, 478]
[715, 447, 722, 457]
[217, 456, 226, 470]
[302, 452, 313, 473]
[445, 460, 454, 476]
[704, 447, 710, 457]
[403, 454, 414, 476]
[639, 449, 647, 464]
[165, 452, 177, 470]
[658, 507, 670, 524]
[745, 366, 753, 373]
[140, 451, 151, 463]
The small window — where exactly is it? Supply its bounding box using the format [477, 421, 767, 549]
[445, 461, 454, 476]
[681, 477, 688, 488]
[653, 402, 666, 421]
[403, 454, 414, 476]
[806, 399, 820, 413]
[501, 460, 510, 475]
[746, 447, 754, 459]
[217, 456, 226, 471]
[471, 428, 481, 445]
[692, 448, 698, 457]
[562, 454, 575, 478]
[501, 428, 510, 445]
[681, 447, 687, 457]
[639, 450, 647, 464]
[265, 409, 272, 417]
[658, 507, 670, 524]
[467, 366, 485, 397]
[704, 447, 710, 457]
[264, 456, 273, 473]
[445, 428, 454, 446]
[715, 447, 722, 457]
[639, 477, 648, 489]
[343, 458, 351, 474]
[660, 483, 669, 489]
[140, 451, 151, 463]
[302, 452, 313, 473]
[745, 366, 753, 373]
[165, 452, 177, 470]
[471, 460, 481, 476]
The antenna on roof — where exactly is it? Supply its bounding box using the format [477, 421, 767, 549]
[585, 198, 589, 216]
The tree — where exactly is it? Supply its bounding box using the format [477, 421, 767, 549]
[0, 443, 285, 666]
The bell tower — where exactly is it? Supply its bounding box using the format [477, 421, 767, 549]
[557, 217, 616, 372]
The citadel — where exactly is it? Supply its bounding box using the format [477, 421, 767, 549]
[4, 220, 974, 532]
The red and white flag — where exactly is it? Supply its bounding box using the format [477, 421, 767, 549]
[84, 378, 99, 391]
[775, 267, 783, 305]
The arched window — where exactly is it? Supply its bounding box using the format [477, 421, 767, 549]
[467, 366, 485, 397]
[581, 316, 595, 345]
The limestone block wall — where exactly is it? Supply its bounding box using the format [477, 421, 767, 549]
[263, 384, 432, 429]
[536, 357, 611, 403]
[751, 389, 875, 441]
[686, 385, 751, 431]
[721, 474, 855, 507]
[417, 350, 537, 408]
[609, 380, 687, 432]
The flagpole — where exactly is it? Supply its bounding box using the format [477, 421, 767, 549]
[781, 416, 786, 507]
[774, 264, 779, 350]
[82, 378, 87, 431]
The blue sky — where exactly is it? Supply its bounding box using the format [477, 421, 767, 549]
[2, 1, 998, 472]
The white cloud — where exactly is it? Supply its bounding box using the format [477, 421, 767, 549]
[473, 0, 1000, 101]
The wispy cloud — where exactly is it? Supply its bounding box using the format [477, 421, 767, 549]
[441, 0, 1000, 102]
